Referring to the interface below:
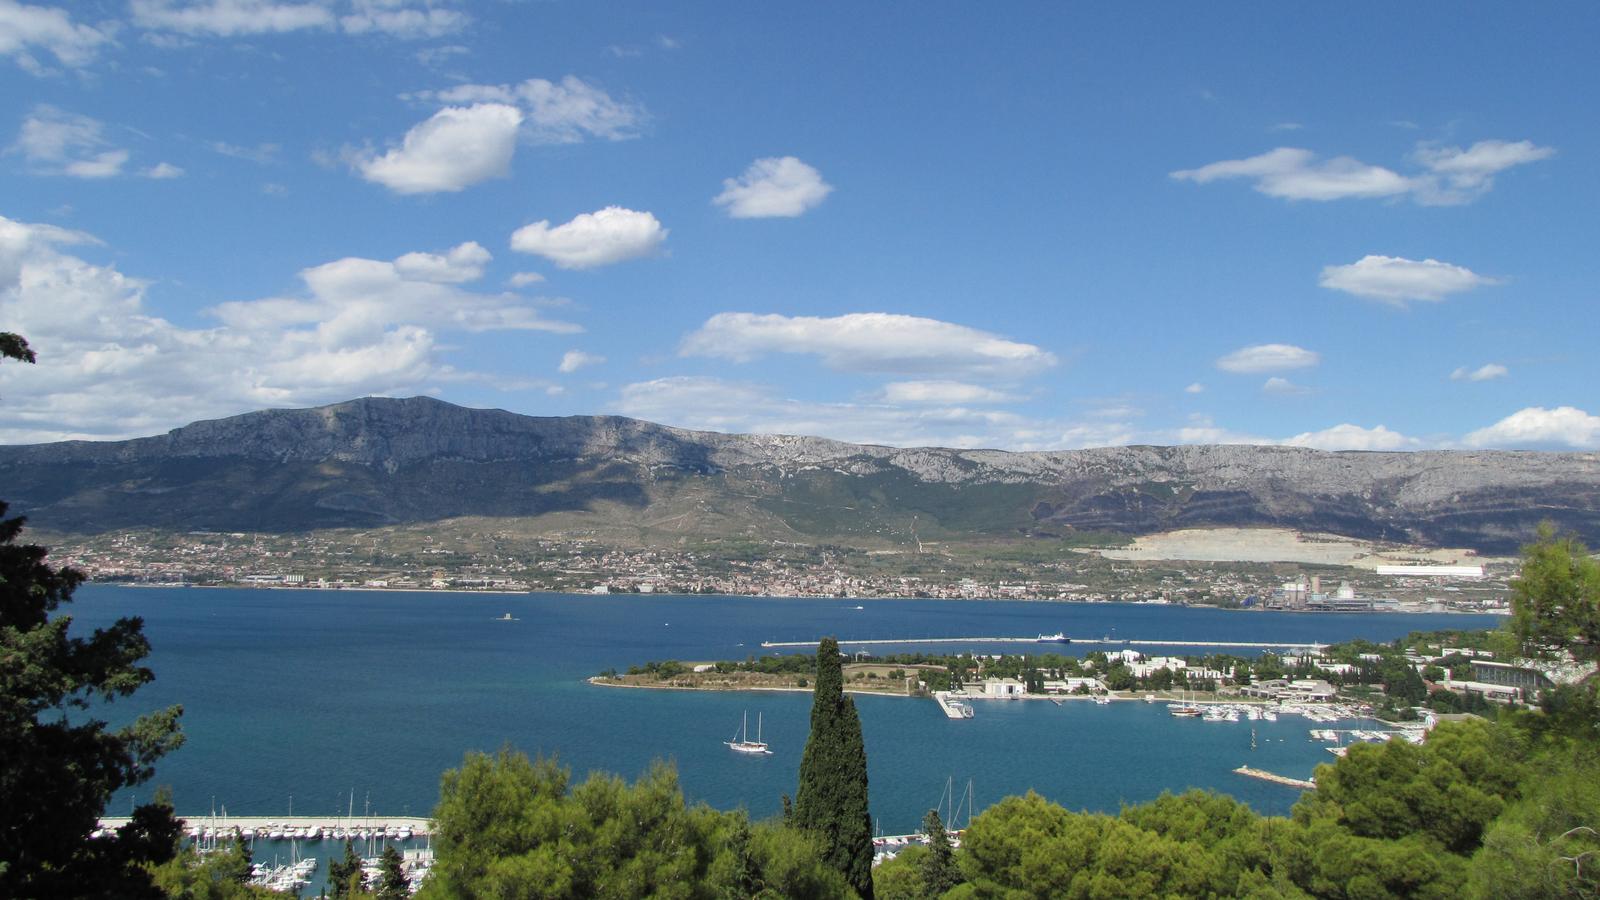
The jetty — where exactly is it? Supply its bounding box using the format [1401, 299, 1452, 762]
[98, 814, 433, 836]
[933, 691, 974, 719]
[761, 636, 1327, 651]
[1232, 766, 1317, 790]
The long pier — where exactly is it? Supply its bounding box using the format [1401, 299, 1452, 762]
[760, 637, 1327, 650]
[1232, 766, 1317, 790]
[99, 815, 432, 835]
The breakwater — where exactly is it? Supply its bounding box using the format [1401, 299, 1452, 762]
[760, 636, 1328, 650]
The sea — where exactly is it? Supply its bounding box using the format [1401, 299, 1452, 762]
[72, 586, 1501, 836]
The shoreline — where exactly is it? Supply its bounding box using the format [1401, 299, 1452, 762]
[87, 581, 1504, 615]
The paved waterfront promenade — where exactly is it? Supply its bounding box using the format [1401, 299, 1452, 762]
[761, 636, 1327, 650]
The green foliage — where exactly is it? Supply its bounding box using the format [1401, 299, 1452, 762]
[1512, 524, 1600, 659]
[147, 839, 278, 899]
[1295, 720, 1525, 854]
[957, 791, 1238, 898]
[870, 845, 926, 900]
[419, 746, 850, 900]
[795, 638, 874, 899]
[1466, 748, 1600, 899]
[327, 840, 364, 899]
[919, 810, 961, 898]
[376, 843, 408, 900]
[0, 501, 186, 897]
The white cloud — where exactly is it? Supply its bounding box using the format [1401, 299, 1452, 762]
[1412, 140, 1555, 205]
[11, 106, 134, 178]
[143, 161, 185, 179]
[713, 156, 833, 218]
[63, 149, 129, 179]
[681, 312, 1057, 379]
[0, 215, 579, 442]
[420, 76, 645, 144]
[1284, 423, 1419, 451]
[878, 381, 1017, 405]
[391, 241, 490, 283]
[1171, 147, 1411, 201]
[210, 141, 280, 163]
[1261, 376, 1309, 396]
[558, 349, 604, 374]
[1464, 406, 1600, 450]
[131, 0, 467, 39]
[1318, 255, 1499, 306]
[1451, 363, 1508, 382]
[1174, 415, 1269, 446]
[351, 103, 523, 194]
[509, 206, 666, 270]
[1184, 382, 1205, 394]
[615, 375, 1081, 449]
[507, 271, 545, 287]
[130, 0, 336, 36]
[0, 0, 112, 73]
[1216, 343, 1319, 374]
[1174, 139, 1553, 205]
[340, 0, 468, 38]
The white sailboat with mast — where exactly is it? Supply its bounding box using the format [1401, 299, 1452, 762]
[724, 711, 772, 755]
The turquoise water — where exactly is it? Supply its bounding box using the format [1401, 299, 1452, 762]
[71, 586, 1501, 832]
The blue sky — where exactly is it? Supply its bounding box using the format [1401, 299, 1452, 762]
[2, 2, 1597, 452]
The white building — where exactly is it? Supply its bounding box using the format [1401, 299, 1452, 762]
[982, 678, 1026, 698]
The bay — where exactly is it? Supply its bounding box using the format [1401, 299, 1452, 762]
[71, 585, 1501, 833]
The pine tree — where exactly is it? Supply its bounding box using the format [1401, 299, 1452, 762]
[327, 839, 363, 898]
[1, 332, 186, 898]
[919, 809, 961, 897]
[375, 843, 408, 900]
[794, 637, 874, 899]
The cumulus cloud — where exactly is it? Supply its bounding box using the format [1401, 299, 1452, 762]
[509, 206, 666, 270]
[351, 103, 523, 194]
[391, 241, 490, 283]
[1319, 255, 1498, 306]
[1184, 383, 1205, 394]
[681, 312, 1057, 379]
[144, 161, 185, 179]
[713, 156, 833, 218]
[130, 0, 467, 39]
[1451, 363, 1508, 382]
[417, 76, 645, 144]
[1284, 423, 1419, 451]
[507, 271, 544, 287]
[878, 381, 1018, 405]
[1171, 147, 1411, 201]
[1413, 140, 1556, 205]
[0, 0, 113, 73]
[557, 349, 604, 374]
[1216, 343, 1319, 374]
[1173, 139, 1552, 205]
[1464, 407, 1600, 450]
[0, 214, 578, 442]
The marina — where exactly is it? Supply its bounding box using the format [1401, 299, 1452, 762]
[73, 586, 1496, 833]
[97, 815, 432, 841]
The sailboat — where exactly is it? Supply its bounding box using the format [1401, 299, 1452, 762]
[724, 711, 772, 755]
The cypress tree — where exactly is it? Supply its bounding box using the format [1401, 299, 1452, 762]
[920, 809, 961, 896]
[794, 637, 874, 899]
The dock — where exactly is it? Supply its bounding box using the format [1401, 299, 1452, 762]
[1232, 766, 1316, 790]
[933, 691, 974, 719]
[98, 815, 433, 836]
[761, 636, 1327, 651]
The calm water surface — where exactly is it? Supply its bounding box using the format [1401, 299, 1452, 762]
[72, 586, 1501, 832]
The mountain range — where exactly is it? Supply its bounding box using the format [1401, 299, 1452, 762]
[2, 396, 1596, 553]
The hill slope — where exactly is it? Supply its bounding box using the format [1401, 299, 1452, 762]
[2, 396, 1596, 552]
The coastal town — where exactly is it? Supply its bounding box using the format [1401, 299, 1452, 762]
[48, 527, 1512, 613]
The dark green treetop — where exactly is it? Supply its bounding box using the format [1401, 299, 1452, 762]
[794, 637, 874, 900]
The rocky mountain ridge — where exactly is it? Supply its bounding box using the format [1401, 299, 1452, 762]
[2, 396, 1596, 552]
